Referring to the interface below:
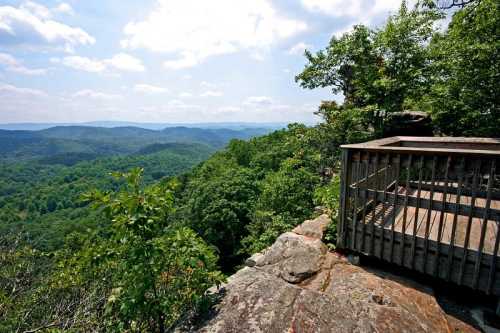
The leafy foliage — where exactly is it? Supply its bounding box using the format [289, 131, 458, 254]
[1, 1, 497, 331]
[424, 0, 499, 136]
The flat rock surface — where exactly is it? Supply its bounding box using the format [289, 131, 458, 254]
[187, 215, 476, 333]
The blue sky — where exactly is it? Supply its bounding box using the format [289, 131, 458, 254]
[0, 0, 405, 124]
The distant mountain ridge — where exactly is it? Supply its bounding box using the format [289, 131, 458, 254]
[0, 125, 273, 162]
[0, 122, 289, 131]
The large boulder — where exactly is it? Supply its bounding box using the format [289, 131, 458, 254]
[185, 214, 475, 333]
[384, 111, 433, 137]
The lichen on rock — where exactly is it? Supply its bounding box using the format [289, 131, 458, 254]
[183, 214, 472, 333]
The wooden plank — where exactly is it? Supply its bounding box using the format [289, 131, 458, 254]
[399, 154, 413, 266]
[338, 149, 350, 248]
[433, 155, 451, 277]
[473, 159, 496, 288]
[423, 156, 438, 273]
[459, 159, 481, 285]
[348, 188, 500, 226]
[488, 220, 500, 294]
[359, 152, 371, 252]
[368, 153, 379, 256]
[411, 155, 425, 270]
[350, 152, 362, 250]
[447, 157, 465, 281]
[389, 154, 401, 263]
[379, 153, 390, 259]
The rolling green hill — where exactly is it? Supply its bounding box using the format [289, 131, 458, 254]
[0, 126, 272, 161]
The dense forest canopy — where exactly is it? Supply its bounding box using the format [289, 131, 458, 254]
[1, 0, 498, 332]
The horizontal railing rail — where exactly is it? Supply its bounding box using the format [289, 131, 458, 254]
[338, 137, 500, 295]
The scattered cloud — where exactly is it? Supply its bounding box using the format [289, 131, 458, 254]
[200, 81, 217, 89]
[0, 82, 47, 97]
[332, 25, 354, 39]
[53, 3, 75, 16]
[0, 52, 47, 75]
[301, 0, 362, 17]
[58, 53, 144, 73]
[72, 89, 122, 100]
[0, 2, 94, 50]
[301, 0, 403, 20]
[288, 42, 312, 55]
[21, 1, 51, 19]
[133, 83, 168, 94]
[217, 106, 242, 113]
[106, 53, 145, 72]
[179, 92, 193, 98]
[200, 90, 223, 97]
[163, 52, 199, 70]
[60, 56, 106, 72]
[250, 52, 265, 61]
[243, 96, 274, 106]
[122, 0, 307, 68]
[167, 99, 201, 109]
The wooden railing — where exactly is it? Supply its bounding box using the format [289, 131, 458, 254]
[338, 137, 500, 295]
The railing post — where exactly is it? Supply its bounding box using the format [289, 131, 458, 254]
[337, 148, 350, 249]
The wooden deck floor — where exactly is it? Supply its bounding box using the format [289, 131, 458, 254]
[365, 187, 500, 255]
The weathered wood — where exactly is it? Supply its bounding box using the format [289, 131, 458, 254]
[488, 220, 500, 294]
[368, 153, 379, 256]
[446, 157, 466, 281]
[399, 154, 412, 266]
[379, 154, 390, 259]
[459, 159, 481, 285]
[359, 152, 371, 252]
[434, 156, 451, 276]
[473, 159, 496, 288]
[411, 156, 425, 270]
[347, 188, 500, 225]
[389, 154, 401, 263]
[338, 137, 500, 296]
[338, 149, 350, 248]
[350, 152, 362, 250]
[422, 156, 438, 273]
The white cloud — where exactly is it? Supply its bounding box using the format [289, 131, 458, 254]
[72, 89, 122, 100]
[61, 56, 106, 72]
[0, 52, 47, 75]
[0, 82, 47, 97]
[200, 81, 217, 89]
[179, 92, 193, 98]
[243, 96, 274, 106]
[106, 53, 145, 72]
[0, 2, 94, 50]
[53, 3, 74, 16]
[333, 25, 354, 39]
[122, 0, 307, 68]
[167, 99, 201, 109]
[133, 84, 168, 94]
[300, 0, 405, 24]
[288, 42, 312, 55]
[301, 0, 363, 17]
[60, 53, 145, 73]
[21, 1, 51, 19]
[250, 52, 265, 61]
[200, 90, 223, 97]
[163, 52, 199, 70]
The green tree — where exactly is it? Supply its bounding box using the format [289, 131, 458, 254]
[77, 168, 224, 332]
[425, 0, 499, 136]
[296, 2, 442, 135]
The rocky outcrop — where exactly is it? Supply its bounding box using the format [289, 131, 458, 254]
[384, 111, 433, 137]
[189, 214, 474, 333]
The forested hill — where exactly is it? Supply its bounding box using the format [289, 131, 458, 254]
[1, 0, 498, 331]
[0, 125, 272, 162]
